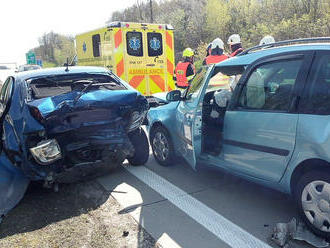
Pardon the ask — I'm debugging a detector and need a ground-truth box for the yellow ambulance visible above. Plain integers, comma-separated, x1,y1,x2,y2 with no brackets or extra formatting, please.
75,22,175,95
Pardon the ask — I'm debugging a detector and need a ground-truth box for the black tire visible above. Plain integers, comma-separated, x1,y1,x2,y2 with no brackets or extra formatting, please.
150,125,175,166
294,169,330,239
127,128,149,166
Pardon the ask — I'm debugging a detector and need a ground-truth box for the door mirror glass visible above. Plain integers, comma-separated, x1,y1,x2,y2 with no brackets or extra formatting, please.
166,90,182,102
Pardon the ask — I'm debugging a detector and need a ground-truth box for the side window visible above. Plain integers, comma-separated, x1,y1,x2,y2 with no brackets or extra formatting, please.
302,54,330,115
238,59,303,111
92,34,101,57
185,67,208,102
147,32,163,57
126,32,143,57
0,78,9,103
0,78,13,118
4,78,13,104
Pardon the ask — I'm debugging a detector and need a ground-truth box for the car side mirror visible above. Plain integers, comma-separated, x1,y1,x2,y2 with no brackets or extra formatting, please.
166,90,182,102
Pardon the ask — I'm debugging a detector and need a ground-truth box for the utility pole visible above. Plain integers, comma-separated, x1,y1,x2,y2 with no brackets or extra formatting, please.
149,0,153,23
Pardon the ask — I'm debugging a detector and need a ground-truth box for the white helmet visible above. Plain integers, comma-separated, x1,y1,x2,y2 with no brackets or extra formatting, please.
259,35,275,46
227,34,241,45
211,38,224,50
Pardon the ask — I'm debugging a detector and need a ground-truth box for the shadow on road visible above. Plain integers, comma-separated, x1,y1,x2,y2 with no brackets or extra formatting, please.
0,180,108,239
98,154,309,248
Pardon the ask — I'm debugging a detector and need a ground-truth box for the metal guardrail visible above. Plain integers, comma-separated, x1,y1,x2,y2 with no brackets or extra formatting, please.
239,37,330,56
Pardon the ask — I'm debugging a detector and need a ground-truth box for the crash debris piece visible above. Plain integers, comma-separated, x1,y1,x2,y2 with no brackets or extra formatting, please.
272,218,329,248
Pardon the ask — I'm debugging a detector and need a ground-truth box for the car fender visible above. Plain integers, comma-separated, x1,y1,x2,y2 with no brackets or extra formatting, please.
280,115,330,194
147,101,180,153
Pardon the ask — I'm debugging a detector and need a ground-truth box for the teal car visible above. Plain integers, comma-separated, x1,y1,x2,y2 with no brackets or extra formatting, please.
147,38,330,238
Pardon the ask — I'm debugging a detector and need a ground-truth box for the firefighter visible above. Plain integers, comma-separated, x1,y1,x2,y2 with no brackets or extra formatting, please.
227,34,244,56
203,38,229,65
174,48,195,89
259,35,275,46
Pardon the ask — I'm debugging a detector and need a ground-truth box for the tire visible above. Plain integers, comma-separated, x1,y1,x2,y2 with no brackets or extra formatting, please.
127,128,149,166
294,170,330,239
150,125,174,166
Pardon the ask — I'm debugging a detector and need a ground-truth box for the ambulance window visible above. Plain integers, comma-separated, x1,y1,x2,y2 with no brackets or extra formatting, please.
126,32,143,57
92,34,101,57
147,33,163,57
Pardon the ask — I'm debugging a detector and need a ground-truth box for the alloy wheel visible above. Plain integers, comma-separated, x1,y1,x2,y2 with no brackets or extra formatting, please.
301,180,330,232
152,131,169,162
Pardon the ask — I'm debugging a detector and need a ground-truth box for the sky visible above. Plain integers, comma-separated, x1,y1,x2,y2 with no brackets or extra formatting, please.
0,0,137,65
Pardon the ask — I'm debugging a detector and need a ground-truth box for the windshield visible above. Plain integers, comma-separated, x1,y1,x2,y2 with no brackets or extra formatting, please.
184,66,208,101
28,73,127,99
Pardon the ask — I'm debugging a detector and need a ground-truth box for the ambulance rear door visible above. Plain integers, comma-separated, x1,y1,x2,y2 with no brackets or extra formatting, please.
123,27,148,95
144,28,168,94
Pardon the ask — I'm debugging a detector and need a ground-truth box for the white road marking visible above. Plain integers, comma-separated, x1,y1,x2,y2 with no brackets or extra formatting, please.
106,182,181,248
125,165,272,248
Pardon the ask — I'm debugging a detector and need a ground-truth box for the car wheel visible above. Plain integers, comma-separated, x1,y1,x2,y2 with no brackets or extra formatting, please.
150,126,174,166
127,128,149,166
295,170,330,239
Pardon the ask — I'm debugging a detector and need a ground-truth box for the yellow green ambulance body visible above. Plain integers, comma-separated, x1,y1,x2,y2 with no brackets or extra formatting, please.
75,22,175,95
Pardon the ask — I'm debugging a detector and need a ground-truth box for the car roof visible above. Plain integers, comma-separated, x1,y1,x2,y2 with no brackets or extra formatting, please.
14,66,110,81
216,43,330,68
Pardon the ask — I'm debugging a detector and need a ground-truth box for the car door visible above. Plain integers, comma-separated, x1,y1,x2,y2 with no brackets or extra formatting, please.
176,66,212,170
222,52,313,182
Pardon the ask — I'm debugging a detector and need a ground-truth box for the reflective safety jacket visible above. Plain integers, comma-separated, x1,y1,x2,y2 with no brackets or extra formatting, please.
175,62,195,88
205,54,229,65
230,48,244,57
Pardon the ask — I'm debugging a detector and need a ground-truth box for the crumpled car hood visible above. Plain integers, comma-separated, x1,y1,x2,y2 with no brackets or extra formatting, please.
27,89,142,134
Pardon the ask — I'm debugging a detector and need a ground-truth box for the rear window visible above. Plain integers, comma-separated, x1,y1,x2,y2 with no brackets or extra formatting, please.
147,32,163,57
92,34,101,57
28,74,127,100
126,32,143,57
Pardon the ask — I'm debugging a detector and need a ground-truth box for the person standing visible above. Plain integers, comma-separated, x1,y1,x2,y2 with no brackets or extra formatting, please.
227,34,244,56
203,38,229,65
173,48,195,89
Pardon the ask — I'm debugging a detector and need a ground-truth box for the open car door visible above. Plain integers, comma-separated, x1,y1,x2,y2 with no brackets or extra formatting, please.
176,66,212,170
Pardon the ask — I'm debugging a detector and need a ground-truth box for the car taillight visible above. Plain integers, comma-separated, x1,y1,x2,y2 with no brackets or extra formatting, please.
29,106,44,123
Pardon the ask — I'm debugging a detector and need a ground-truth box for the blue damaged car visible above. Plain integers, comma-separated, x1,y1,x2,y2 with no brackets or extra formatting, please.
147,38,330,238
0,66,149,217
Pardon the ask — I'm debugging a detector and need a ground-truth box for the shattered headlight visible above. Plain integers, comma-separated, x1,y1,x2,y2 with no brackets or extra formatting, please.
30,139,62,165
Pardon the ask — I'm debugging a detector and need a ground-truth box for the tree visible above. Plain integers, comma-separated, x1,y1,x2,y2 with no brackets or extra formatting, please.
33,32,75,67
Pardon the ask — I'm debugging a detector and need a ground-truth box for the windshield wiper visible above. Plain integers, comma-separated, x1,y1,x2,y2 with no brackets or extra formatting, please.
73,80,97,104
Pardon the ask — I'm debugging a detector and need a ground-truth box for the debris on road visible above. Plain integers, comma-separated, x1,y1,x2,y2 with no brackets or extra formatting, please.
122,230,129,237
272,218,329,248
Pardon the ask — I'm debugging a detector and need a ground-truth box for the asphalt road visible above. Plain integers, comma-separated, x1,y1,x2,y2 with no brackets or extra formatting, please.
98,152,316,248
